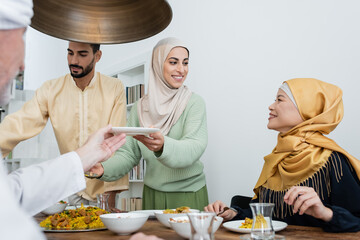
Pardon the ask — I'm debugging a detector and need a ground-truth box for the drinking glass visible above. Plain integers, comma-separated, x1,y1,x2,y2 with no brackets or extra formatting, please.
97,193,110,212
250,203,275,239
187,212,216,240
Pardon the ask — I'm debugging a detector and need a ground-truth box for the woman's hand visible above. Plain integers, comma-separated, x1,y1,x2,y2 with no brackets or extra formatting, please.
284,186,333,222
133,131,164,152
88,163,105,177
204,200,237,221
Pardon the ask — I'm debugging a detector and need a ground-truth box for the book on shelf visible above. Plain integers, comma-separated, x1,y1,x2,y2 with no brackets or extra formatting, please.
119,197,143,211
129,158,146,181
126,84,145,105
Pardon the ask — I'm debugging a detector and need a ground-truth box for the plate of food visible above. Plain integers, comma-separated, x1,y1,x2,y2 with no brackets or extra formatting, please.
111,127,160,136
154,206,200,228
40,204,108,232
40,200,68,215
222,218,288,233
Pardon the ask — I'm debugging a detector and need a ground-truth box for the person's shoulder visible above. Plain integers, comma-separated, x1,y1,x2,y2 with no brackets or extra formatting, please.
98,73,122,83
188,92,206,106
329,151,354,171
329,151,348,162
98,73,124,87
39,74,69,89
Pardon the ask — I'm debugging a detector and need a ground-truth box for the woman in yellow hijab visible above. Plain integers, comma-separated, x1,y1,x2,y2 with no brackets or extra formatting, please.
205,78,360,232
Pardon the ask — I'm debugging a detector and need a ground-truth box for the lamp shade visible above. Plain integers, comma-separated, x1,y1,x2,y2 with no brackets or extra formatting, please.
30,0,172,44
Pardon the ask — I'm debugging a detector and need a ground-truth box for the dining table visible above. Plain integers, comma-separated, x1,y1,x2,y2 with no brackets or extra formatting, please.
35,214,360,240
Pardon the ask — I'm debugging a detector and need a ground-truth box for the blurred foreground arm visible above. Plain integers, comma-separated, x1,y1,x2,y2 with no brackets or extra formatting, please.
7,125,126,216
129,232,164,240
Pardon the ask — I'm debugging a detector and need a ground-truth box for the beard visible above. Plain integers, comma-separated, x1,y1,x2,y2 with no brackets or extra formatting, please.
69,57,95,78
0,78,13,106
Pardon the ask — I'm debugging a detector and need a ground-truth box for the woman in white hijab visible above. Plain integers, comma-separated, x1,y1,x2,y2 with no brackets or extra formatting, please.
92,37,209,210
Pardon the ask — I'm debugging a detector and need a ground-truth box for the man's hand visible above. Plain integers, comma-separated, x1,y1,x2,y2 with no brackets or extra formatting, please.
76,125,126,172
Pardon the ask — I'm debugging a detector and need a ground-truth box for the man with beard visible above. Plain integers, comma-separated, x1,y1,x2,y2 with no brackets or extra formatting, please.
0,41,129,208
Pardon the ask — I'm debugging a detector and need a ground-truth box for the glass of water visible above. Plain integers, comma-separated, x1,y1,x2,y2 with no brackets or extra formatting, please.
250,203,275,239
187,212,216,240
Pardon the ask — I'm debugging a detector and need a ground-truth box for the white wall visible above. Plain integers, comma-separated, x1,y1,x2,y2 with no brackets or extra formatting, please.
24,0,360,206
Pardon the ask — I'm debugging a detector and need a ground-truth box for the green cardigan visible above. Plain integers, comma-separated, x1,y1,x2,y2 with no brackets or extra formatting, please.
101,93,208,192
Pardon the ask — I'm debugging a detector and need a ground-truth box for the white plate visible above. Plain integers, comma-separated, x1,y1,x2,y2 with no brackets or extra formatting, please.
129,209,156,218
154,209,200,228
42,227,107,232
222,220,287,233
111,127,160,136
65,205,95,210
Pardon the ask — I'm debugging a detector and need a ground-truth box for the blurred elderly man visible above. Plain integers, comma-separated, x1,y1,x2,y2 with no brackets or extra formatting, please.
0,0,126,239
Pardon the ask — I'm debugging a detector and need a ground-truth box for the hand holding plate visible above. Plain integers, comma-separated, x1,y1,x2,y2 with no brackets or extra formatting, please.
133,130,164,152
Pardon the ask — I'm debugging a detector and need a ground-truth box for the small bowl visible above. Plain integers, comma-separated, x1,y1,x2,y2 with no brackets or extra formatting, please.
169,216,223,239
41,202,68,215
100,213,149,235
154,209,200,228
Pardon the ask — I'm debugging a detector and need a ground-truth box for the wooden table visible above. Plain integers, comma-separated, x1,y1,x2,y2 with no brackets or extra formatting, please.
35,215,360,240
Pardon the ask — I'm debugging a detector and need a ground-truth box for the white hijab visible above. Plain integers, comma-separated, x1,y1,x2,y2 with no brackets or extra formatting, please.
137,37,192,135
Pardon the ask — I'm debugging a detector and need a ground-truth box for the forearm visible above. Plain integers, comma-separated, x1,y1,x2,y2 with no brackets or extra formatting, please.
157,135,207,168
321,205,360,232
101,138,142,181
0,95,48,157
232,206,252,221
7,152,85,216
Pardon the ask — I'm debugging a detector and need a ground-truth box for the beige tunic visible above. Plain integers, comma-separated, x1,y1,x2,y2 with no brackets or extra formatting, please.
0,72,128,200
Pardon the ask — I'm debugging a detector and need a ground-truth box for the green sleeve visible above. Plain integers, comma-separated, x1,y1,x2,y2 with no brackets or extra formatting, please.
156,94,208,168
100,102,142,181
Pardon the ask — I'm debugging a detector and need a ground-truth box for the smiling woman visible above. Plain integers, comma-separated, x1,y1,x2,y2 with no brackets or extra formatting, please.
205,78,360,233
89,37,210,211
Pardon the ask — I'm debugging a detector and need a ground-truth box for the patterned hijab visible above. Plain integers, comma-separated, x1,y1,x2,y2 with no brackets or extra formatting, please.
137,38,192,135
253,78,360,216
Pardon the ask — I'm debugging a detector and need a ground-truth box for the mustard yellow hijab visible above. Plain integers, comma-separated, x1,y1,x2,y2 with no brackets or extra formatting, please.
254,78,360,212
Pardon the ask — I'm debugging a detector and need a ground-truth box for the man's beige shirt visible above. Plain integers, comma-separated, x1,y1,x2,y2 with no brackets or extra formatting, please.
0,72,128,200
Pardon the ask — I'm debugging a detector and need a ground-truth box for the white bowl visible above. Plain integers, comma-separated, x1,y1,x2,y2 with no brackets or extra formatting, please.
41,202,68,215
169,216,223,239
154,209,200,228
100,213,149,235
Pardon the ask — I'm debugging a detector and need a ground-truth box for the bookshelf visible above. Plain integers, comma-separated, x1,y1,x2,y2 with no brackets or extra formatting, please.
104,51,151,211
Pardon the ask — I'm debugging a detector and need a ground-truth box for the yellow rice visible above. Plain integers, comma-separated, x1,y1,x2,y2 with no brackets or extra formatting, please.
39,204,108,230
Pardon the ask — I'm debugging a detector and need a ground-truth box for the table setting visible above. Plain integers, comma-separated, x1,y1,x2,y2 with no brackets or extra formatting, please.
34,201,360,240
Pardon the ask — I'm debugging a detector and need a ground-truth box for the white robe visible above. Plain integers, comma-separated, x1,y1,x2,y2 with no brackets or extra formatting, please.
0,0,87,239
1,152,86,240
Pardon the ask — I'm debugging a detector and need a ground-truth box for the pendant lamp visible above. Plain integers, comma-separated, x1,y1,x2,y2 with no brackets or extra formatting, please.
30,0,172,44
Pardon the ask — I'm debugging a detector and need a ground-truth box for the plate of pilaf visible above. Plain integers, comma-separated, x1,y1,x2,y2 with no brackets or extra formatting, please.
40,204,109,232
